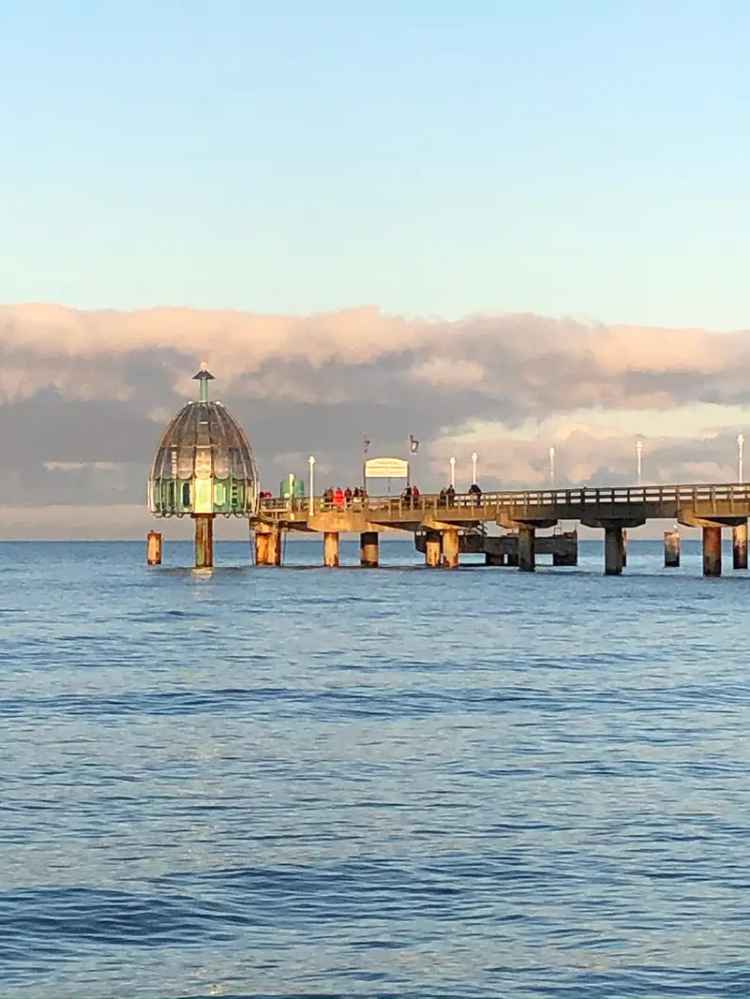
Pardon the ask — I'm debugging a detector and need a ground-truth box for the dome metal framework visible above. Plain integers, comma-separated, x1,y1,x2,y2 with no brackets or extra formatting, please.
148,365,259,518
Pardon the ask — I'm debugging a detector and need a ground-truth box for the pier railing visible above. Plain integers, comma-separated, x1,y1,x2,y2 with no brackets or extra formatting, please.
259,482,750,518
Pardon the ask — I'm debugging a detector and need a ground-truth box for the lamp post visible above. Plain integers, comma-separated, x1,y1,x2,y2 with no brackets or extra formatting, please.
549,446,556,488
471,451,478,485
449,456,456,489
308,455,315,515
636,438,643,486
362,435,370,492
738,433,745,484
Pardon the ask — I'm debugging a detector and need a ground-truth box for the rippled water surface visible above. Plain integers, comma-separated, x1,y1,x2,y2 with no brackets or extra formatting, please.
1,538,749,998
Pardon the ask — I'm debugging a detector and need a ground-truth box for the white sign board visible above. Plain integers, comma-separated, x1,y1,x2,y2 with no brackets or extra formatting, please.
365,457,409,479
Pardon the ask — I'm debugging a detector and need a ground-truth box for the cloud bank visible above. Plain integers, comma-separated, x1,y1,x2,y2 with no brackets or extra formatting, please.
1,304,749,537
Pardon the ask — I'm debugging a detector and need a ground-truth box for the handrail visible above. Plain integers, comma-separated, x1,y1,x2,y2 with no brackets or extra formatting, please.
258,481,750,517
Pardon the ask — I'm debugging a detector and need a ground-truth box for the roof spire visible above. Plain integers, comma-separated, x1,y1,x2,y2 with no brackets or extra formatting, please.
193,361,215,402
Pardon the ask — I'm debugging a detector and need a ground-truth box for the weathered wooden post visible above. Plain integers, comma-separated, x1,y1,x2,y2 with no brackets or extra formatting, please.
664,530,680,567
622,528,628,567
702,525,722,577
733,520,748,570
146,531,162,566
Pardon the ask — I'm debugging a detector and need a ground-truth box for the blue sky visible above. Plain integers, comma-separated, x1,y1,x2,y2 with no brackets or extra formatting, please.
1,2,748,327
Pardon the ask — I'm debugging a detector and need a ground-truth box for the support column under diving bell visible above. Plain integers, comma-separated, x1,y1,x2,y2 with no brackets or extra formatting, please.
193,514,214,569
146,531,162,566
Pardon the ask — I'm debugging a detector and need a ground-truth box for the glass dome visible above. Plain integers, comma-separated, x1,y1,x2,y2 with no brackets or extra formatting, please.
148,366,259,517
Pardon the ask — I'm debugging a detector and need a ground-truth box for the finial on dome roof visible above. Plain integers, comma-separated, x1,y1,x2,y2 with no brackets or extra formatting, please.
193,362,215,402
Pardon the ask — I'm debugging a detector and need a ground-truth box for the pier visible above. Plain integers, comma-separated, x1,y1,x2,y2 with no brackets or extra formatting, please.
253,483,750,576
147,368,749,575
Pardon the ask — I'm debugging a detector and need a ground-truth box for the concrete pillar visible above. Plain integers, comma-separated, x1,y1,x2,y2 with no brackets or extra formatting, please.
255,530,270,566
622,529,628,568
703,525,722,577
733,520,748,570
194,514,214,569
425,530,442,568
442,529,460,569
552,535,577,566
267,527,282,566
604,525,625,575
146,531,162,566
518,525,535,572
485,551,505,566
664,530,680,567
323,531,340,568
360,531,379,567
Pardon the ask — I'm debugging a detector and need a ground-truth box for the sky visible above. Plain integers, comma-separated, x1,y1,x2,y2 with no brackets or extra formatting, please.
1,3,749,537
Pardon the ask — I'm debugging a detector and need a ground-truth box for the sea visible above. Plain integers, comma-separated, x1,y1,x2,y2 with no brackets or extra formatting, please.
1,538,748,999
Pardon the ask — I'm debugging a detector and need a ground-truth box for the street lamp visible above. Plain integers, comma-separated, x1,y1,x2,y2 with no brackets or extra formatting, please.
308,455,316,515
738,433,745,484
449,456,456,489
549,446,556,488
471,451,478,485
636,437,644,486
362,435,370,491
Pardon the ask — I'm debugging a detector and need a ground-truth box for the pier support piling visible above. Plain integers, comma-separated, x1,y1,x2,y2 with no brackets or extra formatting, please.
702,525,722,577
733,520,748,570
485,551,505,566
518,526,535,572
193,514,214,569
442,529,460,569
360,531,379,568
323,531,340,568
604,525,625,576
267,527,282,566
664,530,681,567
622,529,628,568
425,530,442,568
255,526,282,566
255,529,270,566
146,531,162,566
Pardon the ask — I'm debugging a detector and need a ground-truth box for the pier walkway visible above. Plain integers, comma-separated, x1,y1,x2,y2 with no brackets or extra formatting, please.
254,482,750,575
